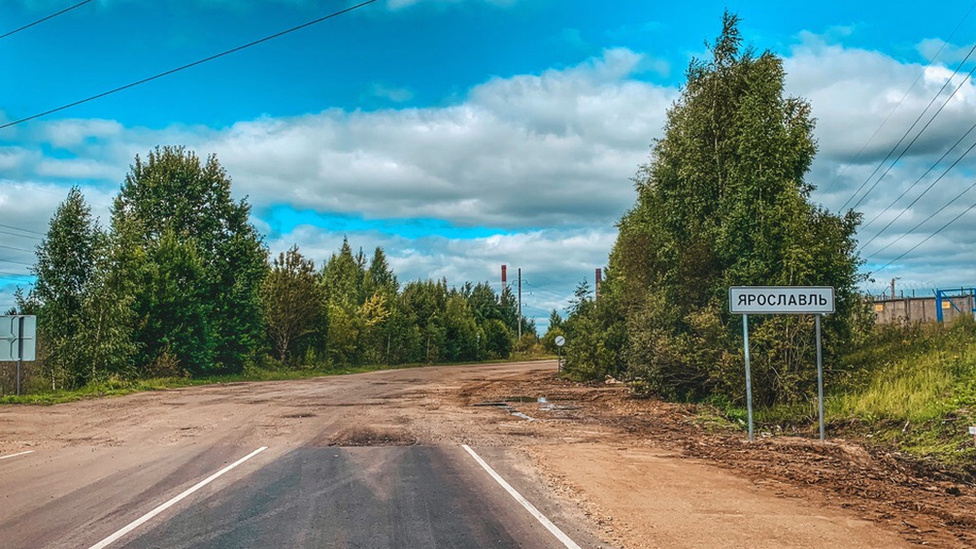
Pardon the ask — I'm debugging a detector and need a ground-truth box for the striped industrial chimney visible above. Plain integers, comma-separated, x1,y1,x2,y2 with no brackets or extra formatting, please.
501,265,507,304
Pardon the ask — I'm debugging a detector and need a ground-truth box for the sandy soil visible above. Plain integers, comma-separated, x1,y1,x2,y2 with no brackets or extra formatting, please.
458,366,976,549
2,360,972,548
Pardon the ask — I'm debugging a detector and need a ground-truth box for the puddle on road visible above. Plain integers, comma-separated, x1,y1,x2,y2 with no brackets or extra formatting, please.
473,397,582,422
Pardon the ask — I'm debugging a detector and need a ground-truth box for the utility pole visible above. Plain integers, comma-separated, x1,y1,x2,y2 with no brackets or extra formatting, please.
517,268,522,340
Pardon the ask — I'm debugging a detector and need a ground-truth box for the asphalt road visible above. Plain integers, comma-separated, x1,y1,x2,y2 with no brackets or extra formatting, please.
0,362,601,549
116,446,560,549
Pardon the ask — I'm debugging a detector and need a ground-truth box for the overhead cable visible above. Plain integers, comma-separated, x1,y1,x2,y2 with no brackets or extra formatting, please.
0,243,34,254
865,177,976,258
0,0,93,41
857,122,976,252
0,228,42,241
0,257,33,267
0,0,378,130
819,0,976,197
840,42,976,212
0,222,42,236
872,198,976,273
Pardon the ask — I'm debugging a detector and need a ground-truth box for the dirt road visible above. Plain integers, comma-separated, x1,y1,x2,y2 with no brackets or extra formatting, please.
0,361,968,548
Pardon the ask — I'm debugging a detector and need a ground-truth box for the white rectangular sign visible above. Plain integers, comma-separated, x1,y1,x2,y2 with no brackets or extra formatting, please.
0,315,37,361
729,287,835,315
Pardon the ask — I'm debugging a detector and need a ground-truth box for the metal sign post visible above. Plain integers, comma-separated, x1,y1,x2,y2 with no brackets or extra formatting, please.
555,335,566,372
0,315,37,396
742,314,754,441
730,287,834,443
815,314,825,441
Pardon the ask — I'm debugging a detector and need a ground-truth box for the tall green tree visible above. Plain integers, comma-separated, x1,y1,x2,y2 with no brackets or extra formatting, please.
363,246,398,299
112,146,268,375
322,238,365,310
140,230,212,375
399,279,448,363
31,187,102,387
71,229,139,381
261,246,326,363
602,12,862,403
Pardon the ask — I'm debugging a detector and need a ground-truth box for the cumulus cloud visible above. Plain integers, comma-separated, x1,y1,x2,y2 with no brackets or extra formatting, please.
9,48,669,232
785,42,976,165
783,35,976,289
916,38,976,64
198,48,669,228
0,48,656,317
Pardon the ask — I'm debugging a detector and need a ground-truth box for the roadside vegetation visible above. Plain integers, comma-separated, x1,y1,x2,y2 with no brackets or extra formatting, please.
555,12,976,473
0,357,519,406
1,146,540,398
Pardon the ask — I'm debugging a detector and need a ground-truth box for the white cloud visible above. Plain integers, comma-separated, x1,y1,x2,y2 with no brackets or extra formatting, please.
24,48,670,231
10,36,976,314
916,38,976,64
783,37,976,289
264,224,615,324
1,49,658,319
367,83,415,103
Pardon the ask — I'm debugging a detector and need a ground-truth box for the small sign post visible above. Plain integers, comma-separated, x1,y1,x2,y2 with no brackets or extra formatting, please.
554,335,566,372
0,315,37,396
729,287,834,442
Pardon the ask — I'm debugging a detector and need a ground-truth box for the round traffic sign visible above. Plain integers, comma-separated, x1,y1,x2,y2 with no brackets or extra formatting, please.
554,335,565,347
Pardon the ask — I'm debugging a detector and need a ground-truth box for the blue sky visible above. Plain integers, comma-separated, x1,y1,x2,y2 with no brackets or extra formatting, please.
4,0,976,327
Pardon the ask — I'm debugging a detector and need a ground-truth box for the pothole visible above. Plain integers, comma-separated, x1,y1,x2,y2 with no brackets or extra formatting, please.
328,427,418,447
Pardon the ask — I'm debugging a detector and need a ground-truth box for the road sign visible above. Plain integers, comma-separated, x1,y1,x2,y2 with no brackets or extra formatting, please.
554,335,565,347
0,315,36,361
729,287,834,443
729,286,835,315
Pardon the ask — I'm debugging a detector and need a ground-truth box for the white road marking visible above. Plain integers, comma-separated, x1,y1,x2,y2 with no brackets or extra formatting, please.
462,444,582,549
0,450,34,461
87,446,268,549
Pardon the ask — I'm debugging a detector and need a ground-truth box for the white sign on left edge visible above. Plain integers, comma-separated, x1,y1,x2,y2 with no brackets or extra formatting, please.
729,287,835,315
0,315,37,361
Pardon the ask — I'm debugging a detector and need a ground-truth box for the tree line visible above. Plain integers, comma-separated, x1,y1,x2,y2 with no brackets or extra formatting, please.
6,146,535,393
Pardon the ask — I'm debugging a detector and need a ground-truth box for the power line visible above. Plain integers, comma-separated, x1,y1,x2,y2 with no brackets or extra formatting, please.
819,0,976,197
865,177,976,259
841,42,976,212
872,198,976,273
0,270,33,278
0,229,42,241
0,257,33,267
0,223,43,236
0,0,378,130
0,243,34,254
857,121,976,252
0,0,93,41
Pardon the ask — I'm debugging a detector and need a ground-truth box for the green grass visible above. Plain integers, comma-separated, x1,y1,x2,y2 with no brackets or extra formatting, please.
740,319,976,473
